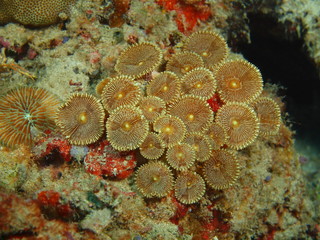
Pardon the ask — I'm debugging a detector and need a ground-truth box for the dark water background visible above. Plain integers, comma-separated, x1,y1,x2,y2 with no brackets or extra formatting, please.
237,14,320,166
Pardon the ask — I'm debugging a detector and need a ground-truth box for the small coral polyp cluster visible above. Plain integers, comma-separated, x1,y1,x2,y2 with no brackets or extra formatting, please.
55,30,281,204
0,30,281,205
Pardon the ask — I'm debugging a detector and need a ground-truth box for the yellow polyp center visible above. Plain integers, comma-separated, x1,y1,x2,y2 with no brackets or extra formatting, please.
162,85,168,92
182,65,191,73
202,51,208,57
138,61,144,66
148,142,154,148
187,114,195,121
227,78,241,90
213,162,221,170
116,91,125,99
186,181,192,188
194,82,203,89
163,126,173,135
231,119,240,128
176,152,184,159
122,121,132,131
78,112,88,124
152,176,159,182
193,144,199,152
148,106,154,112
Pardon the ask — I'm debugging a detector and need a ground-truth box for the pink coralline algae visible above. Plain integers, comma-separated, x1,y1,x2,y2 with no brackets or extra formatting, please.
84,140,136,179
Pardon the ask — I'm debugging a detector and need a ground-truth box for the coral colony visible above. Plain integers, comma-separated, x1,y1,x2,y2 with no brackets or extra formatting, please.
0,0,318,239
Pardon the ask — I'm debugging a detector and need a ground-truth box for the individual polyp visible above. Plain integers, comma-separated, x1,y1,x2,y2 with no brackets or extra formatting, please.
166,143,196,171
203,149,240,190
166,51,204,77
101,75,142,112
215,59,263,104
139,96,166,122
0,87,61,148
174,171,206,204
215,102,259,150
106,106,148,151
181,67,217,99
168,95,213,133
139,132,165,160
135,161,174,198
56,93,104,145
146,71,181,104
115,42,163,78
153,115,187,148
184,132,212,162
183,31,228,70
252,97,281,136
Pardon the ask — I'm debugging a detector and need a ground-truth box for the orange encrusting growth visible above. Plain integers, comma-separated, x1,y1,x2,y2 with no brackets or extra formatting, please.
0,87,60,148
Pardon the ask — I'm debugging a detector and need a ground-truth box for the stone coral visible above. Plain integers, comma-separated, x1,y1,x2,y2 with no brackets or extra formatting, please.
0,0,75,26
0,87,60,148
